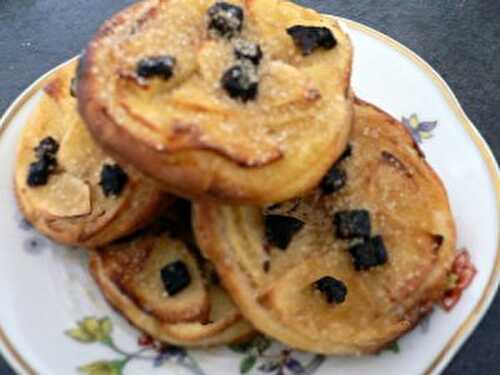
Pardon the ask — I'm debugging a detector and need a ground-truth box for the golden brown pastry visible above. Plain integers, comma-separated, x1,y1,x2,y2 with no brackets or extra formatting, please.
15,61,166,247
77,0,353,204
193,98,456,354
90,200,255,346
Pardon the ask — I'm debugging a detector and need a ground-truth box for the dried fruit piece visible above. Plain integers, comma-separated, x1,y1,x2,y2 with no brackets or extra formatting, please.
27,157,57,187
34,136,59,160
99,164,128,197
221,63,258,102
28,137,60,187
314,276,347,304
320,166,346,194
207,2,244,39
334,210,371,239
160,260,191,296
234,39,263,65
265,215,304,250
136,56,176,80
287,25,337,55
349,235,388,271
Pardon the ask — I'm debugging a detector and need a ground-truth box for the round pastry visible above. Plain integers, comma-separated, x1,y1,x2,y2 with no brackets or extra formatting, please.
77,0,353,204
90,200,255,346
193,98,456,354
15,61,166,247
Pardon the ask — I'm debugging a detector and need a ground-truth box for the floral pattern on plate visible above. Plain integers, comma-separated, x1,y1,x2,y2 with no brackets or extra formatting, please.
67,317,205,375
402,114,438,144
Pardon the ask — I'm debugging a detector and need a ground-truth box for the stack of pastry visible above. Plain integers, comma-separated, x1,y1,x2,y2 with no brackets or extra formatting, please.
15,0,456,354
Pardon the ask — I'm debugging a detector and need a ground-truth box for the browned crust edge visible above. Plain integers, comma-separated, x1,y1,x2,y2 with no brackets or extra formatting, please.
353,96,457,224
77,0,354,204
353,97,425,158
89,251,255,346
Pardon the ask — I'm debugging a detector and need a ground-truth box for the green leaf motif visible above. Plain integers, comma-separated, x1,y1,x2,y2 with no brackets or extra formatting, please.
230,334,271,355
229,344,249,354
66,317,113,343
100,318,113,337
253,335,271,354
229,340,254,354
66,327,94,343
78,360,126,375
386,341,400,353
240,355,257,374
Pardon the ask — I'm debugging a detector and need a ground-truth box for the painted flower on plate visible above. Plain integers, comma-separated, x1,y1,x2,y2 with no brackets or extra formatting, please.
402,114,437,143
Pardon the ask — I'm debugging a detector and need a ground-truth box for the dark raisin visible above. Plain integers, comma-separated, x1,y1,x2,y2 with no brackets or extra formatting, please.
319,145,351,194
27,156,56,187
160,260,191,296
99,164,128,197
221,63,258,102
137,56,176,80
28,137,59,187
34,136,59,159
349,235,388,271
432,234,444,249
207,2,244,38
314,276,347,304
234,39,263,65
287,25,337,56
320,166,346,194
265,215,304,250
334,210,371,239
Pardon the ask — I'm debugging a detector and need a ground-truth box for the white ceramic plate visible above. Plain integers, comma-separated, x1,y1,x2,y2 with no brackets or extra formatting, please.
0,18,498,375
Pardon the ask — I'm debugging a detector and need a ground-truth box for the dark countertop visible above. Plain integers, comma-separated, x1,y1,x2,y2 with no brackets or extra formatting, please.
0,1,498,374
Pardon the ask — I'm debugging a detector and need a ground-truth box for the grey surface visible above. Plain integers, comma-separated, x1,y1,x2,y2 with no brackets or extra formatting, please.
0,1,498,374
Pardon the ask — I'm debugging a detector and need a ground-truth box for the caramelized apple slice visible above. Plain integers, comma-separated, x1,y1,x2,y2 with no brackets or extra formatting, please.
30,173,91,218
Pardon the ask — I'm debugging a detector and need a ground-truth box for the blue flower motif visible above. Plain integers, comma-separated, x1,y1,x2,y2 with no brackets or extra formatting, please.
23,236,47,255
231,335,326,375
153,345,187,367
285,358,305,374
402,114,437,144
259,362,281,373
255,350,306,375
18,218,33,231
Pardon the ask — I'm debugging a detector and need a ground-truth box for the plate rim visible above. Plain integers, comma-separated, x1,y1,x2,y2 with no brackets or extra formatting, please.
0,17,498,375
